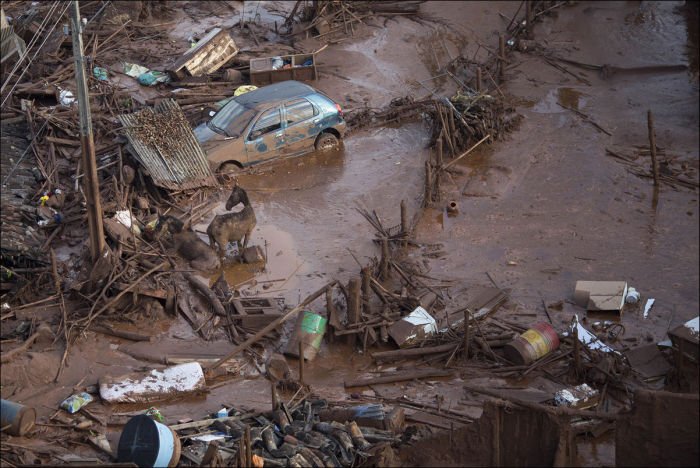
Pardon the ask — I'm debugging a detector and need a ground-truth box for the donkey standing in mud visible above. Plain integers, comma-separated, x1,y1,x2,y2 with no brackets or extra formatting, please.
207,183,257,257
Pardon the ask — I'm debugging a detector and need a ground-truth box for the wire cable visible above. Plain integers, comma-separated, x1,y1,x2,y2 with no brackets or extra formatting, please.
0,1,71,109
0,0,60,94
1,107,57,188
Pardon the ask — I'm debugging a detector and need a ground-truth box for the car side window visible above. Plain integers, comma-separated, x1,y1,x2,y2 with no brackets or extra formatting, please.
249,107,281,140
284,99,316,126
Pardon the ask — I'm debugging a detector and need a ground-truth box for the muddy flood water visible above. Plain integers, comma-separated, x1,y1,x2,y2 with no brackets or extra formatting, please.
1,0,698,466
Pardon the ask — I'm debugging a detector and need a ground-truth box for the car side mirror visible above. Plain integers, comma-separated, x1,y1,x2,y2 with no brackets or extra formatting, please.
209,111,216,117
249,130,261,140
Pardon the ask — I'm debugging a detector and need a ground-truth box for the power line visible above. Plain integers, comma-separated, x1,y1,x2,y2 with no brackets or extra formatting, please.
1,107,57,188
0,1,71,109
0,1,60,94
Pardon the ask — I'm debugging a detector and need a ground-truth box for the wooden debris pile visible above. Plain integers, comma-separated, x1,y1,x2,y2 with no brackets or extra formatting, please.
345,96,434,131
448,90,520,143
286,1,424,39
321,200,454,353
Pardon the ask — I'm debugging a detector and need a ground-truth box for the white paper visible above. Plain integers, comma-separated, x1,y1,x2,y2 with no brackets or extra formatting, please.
643,298,655,319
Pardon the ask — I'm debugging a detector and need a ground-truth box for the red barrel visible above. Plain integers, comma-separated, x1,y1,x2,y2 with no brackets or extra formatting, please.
503,322,560,365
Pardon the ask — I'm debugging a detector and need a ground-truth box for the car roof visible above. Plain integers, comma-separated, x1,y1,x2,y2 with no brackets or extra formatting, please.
235,81,317,108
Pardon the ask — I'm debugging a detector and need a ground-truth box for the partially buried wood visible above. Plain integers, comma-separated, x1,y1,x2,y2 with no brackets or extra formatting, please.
114,282,167,299
93,324,153,342
184,273,226,317
200,440,219,466
344,369,454,388
371,343,458,361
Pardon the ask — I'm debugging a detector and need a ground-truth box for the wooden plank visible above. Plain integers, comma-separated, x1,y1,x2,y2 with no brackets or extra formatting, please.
344,369,454,388
114,282,167,299
371,343,458,361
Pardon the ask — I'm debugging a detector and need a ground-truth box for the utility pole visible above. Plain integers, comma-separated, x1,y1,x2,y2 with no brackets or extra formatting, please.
71,1,104,261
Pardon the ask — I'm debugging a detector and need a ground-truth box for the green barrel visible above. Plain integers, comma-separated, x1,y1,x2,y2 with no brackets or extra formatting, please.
285,311,327,361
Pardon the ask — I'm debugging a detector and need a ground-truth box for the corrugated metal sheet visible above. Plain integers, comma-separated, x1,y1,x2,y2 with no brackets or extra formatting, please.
1,121,46,264
118,99,218,190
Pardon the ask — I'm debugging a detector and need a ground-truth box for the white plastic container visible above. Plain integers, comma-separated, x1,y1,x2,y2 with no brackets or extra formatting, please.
625,287,640,304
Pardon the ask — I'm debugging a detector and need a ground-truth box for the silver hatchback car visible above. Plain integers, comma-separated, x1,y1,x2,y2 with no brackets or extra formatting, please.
194,81,347,173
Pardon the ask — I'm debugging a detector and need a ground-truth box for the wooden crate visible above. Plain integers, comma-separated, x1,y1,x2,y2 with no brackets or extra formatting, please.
249,53,317,86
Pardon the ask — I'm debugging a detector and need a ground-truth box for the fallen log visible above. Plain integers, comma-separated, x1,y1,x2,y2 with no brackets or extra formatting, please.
45,136,80,147
92,325,153,342
344,369,454,388
183,273,227,317
371,343,458,361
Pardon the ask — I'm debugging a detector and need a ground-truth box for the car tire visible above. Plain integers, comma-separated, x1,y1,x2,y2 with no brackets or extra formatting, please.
315,132,340,152
218,162,241,174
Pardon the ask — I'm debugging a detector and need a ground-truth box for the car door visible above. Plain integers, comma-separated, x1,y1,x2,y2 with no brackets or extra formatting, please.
244,106,284,163
282,98,319,157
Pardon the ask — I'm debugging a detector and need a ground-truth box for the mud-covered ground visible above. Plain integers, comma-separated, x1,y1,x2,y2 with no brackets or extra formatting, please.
2,1,697,465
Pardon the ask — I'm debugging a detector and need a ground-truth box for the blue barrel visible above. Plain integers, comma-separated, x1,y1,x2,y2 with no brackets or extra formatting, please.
1,399,36,436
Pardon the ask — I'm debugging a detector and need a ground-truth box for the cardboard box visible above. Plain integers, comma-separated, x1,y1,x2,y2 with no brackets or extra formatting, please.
574,281,628,312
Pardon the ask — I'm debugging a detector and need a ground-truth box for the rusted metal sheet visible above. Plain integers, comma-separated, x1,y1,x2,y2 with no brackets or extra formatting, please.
118,99,217,190
167,28,239,80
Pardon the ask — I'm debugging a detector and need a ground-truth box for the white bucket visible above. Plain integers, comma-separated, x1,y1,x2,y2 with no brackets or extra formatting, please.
117,414,181,467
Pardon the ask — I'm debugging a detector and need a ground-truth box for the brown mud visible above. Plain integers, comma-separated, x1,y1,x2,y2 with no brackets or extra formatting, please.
1,0,698,466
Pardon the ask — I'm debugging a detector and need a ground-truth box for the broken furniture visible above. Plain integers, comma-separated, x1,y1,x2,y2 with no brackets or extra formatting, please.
166,28,239,81
249,53,317,86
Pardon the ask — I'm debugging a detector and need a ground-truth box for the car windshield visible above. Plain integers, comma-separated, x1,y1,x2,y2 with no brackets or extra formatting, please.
209,99,256,137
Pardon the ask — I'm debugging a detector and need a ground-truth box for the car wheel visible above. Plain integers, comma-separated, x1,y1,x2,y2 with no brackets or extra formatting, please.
315,132,339,152
218,162,241,174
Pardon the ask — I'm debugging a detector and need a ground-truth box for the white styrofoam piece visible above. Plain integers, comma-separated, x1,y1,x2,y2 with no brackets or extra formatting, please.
100,362,205,403
643,298,655,319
